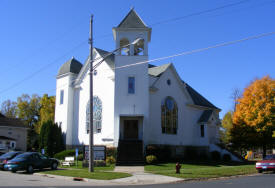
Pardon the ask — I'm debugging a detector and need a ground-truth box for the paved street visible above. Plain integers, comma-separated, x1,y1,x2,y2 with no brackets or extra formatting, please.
0,169,274,188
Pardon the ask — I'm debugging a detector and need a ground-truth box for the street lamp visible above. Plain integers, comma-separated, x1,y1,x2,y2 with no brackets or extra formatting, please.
88,14,142,173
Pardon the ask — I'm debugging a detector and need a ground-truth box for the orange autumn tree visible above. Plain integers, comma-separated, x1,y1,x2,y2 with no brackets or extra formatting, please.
232,75,275,156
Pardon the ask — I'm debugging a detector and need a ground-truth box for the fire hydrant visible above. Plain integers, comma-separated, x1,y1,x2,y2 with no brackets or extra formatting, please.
176,162,181,174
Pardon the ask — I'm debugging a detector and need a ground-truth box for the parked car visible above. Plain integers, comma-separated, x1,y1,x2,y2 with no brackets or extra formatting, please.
0,151,23,170
4,152,59,173
256,154,275,173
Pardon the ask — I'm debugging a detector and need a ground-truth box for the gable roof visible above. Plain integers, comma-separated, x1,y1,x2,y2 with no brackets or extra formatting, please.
94,48,115,69
183,82,219,109
198,110,213,123
117,9,148,28
0,135,15,141
149,63,219,110
57,57,83,76
148,63,171,77
0,116,28,128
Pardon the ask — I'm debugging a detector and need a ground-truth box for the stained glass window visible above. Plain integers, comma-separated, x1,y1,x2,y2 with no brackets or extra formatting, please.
161,96,178,134
86,96,102,134
128,77,135,94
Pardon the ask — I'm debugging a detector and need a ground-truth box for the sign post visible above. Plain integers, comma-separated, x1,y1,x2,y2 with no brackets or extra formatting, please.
75,148,79,167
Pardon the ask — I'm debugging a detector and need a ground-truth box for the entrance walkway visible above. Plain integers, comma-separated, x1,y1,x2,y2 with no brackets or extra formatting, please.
113,166,182,185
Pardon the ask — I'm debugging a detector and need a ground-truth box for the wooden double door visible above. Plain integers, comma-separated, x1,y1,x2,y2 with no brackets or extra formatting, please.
123,120,139,140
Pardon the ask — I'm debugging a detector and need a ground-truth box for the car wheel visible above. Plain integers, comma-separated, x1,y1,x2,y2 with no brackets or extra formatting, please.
258,169,263,173
51,162,58,170
11,169,17,173
27,165,34,174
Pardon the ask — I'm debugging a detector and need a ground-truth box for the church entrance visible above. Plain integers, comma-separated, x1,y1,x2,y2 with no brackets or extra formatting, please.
117,116,144,165
123,120,138,140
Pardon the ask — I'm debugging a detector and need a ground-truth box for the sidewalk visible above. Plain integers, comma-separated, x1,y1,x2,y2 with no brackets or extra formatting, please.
34,166,183,186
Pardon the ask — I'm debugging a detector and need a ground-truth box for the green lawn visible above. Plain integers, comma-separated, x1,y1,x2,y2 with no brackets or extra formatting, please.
145,162,257,179
40,163,131,180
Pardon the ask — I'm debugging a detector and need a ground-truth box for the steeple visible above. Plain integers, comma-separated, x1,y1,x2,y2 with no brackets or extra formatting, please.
113,9,151,56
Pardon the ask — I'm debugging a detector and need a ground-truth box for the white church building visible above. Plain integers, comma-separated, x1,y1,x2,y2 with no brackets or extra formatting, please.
55,9,224,163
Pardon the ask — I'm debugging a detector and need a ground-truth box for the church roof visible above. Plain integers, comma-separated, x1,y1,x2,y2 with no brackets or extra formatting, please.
148,63,171,77
57,57,83,76
148,63,219,110
198,110,213,123
117,9,148,28
183,82,219,109
94,48,115,69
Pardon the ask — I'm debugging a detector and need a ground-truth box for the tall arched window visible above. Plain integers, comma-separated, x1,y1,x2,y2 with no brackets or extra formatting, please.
134,38,144,56
161,96,178,134
86,96,102,134
120,38,130,55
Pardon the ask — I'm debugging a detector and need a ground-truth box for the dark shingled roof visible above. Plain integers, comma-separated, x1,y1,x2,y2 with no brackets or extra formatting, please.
57,57,83,76
198,110,213,123
117,9,148,28
183,81,219,109
0,135,15,141
148,63,171,77
0,117,27,128
148,63,219,109
94,48,115,69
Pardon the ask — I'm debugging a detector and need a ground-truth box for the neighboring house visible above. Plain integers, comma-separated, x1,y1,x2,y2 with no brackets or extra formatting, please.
55,9,222,162
0,113,28,152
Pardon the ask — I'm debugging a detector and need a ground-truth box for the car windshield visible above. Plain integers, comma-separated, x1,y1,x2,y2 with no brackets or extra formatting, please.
0,152,18,158
264,155,275,160
13,153,31,159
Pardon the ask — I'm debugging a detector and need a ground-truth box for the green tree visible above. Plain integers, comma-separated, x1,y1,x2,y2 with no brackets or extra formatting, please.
39,120,64,157
220,111,233,144
38,94,55,133
232,76,275,157
17,94,41,150
0,99,17,118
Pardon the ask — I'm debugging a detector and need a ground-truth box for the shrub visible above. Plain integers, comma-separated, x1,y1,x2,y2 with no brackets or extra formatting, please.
94,160,106,167
146,145,171,162
77,154,83,161
54,149,82,160
106,156,116,165
211,151,221,161
184,147,199,160
222,154,231,162
146,155,158,164
106,147,117,158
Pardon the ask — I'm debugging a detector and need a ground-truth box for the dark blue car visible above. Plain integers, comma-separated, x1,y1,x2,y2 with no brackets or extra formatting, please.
4,152,59,173
0,151,23,170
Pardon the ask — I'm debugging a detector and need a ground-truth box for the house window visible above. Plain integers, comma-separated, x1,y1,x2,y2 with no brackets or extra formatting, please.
161,96,178,134
86,96,102,134
60,90,64,105
201,124,205,137
128,77,135,94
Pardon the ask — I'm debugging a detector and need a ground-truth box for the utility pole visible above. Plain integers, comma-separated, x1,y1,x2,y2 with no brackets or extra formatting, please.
89,14,94,173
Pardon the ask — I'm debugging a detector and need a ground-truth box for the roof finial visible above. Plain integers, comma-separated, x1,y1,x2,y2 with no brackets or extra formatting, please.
130,6,134,10
72,56,75,59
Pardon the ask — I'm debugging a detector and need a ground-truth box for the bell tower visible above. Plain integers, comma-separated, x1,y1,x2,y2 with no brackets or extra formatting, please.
112,9,152,146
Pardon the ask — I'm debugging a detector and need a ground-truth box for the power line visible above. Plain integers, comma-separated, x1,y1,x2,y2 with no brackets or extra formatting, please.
113,31,275,70
0,40,87,95
51,30,275,93
150,0,250,26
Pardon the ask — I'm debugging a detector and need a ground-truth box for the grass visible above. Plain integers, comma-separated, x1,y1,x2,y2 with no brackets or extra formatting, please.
40,162,131,180
145,161,257,179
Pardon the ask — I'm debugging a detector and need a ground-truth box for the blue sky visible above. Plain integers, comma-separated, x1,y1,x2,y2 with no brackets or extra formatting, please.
0,0,274,118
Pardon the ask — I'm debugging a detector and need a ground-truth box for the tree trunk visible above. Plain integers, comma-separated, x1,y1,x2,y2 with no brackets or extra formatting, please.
262,144,267,159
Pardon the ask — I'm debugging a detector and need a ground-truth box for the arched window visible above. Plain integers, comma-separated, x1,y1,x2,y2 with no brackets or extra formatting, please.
120,38,130,55
134,38,144,56
86,96,102,134
161,96,178,134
